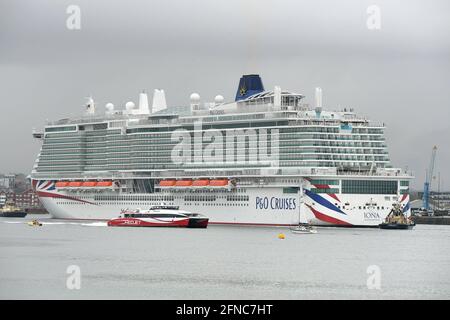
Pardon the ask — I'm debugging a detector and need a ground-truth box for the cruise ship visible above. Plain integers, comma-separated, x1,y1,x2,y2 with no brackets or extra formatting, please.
31,75,412,227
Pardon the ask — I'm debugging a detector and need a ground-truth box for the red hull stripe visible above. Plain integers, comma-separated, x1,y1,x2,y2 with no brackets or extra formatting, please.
305,204,352,226
313,184,330,189
400,193,408,203
328,193,341,203
36,191,98,206
42,181,52,190
310,183,341,203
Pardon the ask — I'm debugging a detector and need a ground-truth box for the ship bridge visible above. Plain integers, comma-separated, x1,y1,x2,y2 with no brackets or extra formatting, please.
238,89,305,108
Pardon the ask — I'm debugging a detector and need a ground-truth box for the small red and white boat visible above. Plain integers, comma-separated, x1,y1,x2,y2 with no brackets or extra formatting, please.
107,205,209,228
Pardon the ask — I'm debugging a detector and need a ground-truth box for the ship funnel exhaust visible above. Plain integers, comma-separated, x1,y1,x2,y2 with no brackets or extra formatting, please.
138,91,150,114
315,87,322,117
152,89,167,114
315,87,322,109
274,86,281,107
85,96,95,115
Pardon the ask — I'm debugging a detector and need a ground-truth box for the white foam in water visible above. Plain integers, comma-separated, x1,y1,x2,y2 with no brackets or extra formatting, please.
81,222,108,227
41,221,107,227
41,222,69,225
1,220,107,227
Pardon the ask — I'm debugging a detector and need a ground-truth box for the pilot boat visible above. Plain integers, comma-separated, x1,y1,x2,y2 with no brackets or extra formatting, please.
107,205,209,228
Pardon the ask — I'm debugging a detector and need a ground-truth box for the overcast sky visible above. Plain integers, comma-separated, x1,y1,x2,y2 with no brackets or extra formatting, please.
1,0,449,190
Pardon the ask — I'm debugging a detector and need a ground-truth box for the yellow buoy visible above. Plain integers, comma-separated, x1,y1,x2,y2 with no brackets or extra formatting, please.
278,233,285,239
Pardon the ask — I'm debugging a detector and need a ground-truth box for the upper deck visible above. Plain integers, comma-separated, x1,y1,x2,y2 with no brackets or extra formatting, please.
31,75,410,181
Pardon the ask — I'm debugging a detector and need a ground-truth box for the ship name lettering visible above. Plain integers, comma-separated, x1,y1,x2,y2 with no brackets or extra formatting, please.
256,197,296,210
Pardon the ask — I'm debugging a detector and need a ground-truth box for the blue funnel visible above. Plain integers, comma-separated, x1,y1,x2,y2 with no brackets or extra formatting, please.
235,74,265,101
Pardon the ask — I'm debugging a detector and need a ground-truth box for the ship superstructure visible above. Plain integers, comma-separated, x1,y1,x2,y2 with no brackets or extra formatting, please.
31,75,412,226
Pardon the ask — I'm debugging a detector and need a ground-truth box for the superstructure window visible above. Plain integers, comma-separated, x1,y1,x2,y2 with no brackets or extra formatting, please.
311,188,339,194
45,126,77,133
93,123,108,130
342,180,397,194
283,187,299,194
310,179,339,185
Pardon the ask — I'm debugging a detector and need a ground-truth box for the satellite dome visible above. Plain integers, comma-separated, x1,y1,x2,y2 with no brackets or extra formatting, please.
125,101,135,110
214,95,224,104
190,93,200,101
105,103,114,111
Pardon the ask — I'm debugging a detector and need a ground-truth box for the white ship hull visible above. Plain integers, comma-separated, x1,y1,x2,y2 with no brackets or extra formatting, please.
35,181,411,227
31,75,413,227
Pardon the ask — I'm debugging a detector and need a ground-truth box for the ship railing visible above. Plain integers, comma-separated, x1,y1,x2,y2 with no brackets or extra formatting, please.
336,170,413,177
46,107,387,130
31,164,413,181
31,171,138,180
47,113,147,126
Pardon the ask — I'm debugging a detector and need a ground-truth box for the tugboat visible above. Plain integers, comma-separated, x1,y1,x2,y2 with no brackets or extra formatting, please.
107,205,209,228
379,203,415,230
0,201,27,218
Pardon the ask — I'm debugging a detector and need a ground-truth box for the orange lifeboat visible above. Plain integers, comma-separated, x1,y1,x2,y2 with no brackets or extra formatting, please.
210,179,229,187
192,179,210,187
68,181,83,187
97,181,113,187
82,181,97,187
175,180,193,187
55,181,69,188
159,180,176,187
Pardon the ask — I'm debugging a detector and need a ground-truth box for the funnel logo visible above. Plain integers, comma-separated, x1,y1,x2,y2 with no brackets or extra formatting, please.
235,75,264,101
239,85,247,96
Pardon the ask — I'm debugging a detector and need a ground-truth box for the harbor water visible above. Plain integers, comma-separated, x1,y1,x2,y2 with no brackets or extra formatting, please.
1,215,449,299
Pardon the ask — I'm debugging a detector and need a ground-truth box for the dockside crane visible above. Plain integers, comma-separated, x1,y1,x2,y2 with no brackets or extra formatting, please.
422,146,437,211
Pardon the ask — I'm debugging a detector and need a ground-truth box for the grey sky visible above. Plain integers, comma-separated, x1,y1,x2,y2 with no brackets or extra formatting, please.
1,0,449,190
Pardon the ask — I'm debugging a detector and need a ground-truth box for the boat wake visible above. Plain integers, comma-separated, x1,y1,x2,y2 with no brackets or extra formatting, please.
80,222,108,227
1,220,108,227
